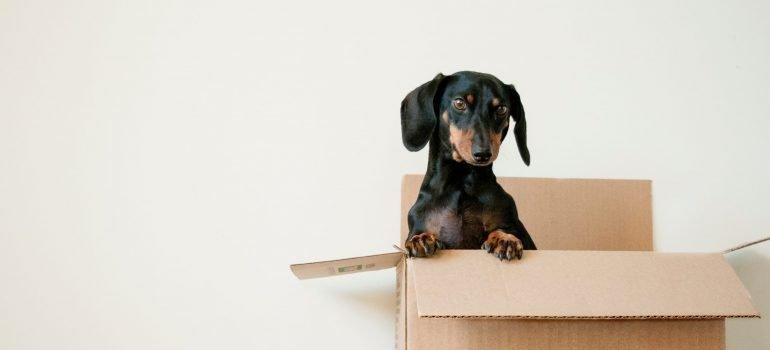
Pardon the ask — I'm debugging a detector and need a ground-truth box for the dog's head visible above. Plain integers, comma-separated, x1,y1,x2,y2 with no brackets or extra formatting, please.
400,71,529,166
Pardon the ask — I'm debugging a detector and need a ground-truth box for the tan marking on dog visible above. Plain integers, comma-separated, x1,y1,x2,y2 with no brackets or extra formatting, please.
449,123,474,163
405,232,441,257
466,94,475,104
451,149,463,162
488,229,518,239
491,98,500,107
484,229,524,259
443,111,463,161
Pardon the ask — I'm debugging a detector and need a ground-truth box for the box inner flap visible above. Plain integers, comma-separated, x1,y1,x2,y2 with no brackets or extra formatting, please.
411,250,758,319
291,252,403,280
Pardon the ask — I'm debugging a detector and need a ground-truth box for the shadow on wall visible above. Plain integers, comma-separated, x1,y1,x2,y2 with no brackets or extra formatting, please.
331,280,397,318
726,249,770,348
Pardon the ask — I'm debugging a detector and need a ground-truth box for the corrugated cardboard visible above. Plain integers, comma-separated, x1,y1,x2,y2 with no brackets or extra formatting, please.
410,250,758,319
291,175,759,350
403,317,726,349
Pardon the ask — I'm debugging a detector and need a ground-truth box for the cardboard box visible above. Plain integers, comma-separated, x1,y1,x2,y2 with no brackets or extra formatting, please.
291,175,759,349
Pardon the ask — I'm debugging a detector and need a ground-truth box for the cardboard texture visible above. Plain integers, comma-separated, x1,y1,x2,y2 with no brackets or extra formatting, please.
292,175,759,350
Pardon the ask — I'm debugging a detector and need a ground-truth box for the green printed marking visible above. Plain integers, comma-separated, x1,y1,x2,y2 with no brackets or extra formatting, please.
338,264,363,273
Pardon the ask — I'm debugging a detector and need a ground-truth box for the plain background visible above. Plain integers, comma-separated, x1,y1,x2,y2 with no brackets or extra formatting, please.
1,0,769,349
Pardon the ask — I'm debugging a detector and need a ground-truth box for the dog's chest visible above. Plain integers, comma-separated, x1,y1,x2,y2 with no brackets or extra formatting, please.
424,191,486,249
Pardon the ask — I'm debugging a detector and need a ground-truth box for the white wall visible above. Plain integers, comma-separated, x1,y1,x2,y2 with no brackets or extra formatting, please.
1,0,768,349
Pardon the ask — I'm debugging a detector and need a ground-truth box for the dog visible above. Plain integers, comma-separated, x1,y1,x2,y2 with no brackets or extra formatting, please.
401,71,536,261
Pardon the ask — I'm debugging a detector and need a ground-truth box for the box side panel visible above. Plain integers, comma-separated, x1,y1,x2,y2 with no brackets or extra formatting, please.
395,259,406,350
405,262,417,350
410,318,724,350
401,175,653,251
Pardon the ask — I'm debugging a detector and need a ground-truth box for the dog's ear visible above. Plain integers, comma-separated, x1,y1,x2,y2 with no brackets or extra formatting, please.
400,73,445,151
506,84,530,166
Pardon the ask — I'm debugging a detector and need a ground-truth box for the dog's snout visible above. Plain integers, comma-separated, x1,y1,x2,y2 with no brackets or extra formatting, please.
471,125,492,163
472,149,492,163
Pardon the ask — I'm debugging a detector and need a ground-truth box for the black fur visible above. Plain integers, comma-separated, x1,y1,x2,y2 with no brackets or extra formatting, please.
401,71,536,260
401,73,444,151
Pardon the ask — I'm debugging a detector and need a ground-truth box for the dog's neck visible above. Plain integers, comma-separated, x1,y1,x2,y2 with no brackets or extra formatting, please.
422,137,496,194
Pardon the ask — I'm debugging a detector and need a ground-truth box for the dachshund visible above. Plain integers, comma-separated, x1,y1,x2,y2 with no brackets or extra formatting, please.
401,71,536,261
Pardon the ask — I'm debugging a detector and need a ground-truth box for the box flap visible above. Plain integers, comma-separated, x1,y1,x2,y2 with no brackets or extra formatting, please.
291,252,403,280
411,250,759,319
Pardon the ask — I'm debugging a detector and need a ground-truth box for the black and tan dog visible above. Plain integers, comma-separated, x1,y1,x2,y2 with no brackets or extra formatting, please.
401,71,536,261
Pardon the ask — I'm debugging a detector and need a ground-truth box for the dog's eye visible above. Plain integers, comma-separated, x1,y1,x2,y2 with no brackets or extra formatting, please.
495,105,508,117
452,98,467,111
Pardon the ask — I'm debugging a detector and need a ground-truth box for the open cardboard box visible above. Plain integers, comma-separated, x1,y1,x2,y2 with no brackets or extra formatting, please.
291,176,760,349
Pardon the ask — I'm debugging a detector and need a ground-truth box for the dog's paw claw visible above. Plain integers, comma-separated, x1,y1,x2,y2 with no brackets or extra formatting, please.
482,230,524,261
405,232,442,258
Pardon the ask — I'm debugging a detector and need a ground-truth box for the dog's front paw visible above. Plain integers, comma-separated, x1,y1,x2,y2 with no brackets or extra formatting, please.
405,232,443,258
482,230,523,261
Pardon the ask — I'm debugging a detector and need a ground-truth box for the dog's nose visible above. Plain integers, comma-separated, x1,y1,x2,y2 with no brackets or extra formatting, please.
472,150,492,163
